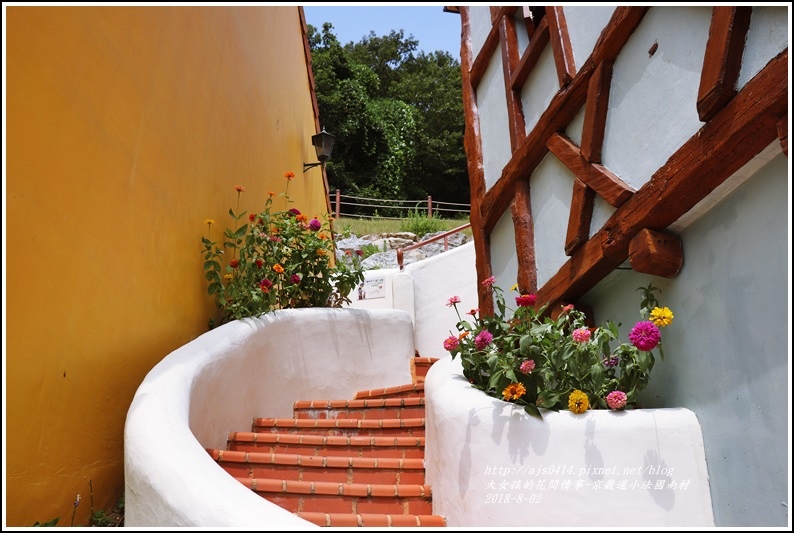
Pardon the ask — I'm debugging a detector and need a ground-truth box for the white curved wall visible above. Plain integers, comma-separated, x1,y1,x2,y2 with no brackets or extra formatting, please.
424,356,714,527
125,308,415,527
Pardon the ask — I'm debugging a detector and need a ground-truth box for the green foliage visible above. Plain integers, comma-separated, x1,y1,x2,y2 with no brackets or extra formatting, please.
333,216,470,238
307,22,468,208
91,510,113,527
398,210,446,236
202,180,365,328
444,280,673,418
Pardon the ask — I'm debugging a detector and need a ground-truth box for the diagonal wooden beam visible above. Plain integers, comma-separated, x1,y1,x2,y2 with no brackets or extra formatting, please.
498,8,527,150
546,6,577,88
564,178,595,256
580,60,613,163
481,7,650,234
510,17,550,91
470,6,517,90
537,49,788,308
512,180,537,294
546,132,634,207
697,6,752,122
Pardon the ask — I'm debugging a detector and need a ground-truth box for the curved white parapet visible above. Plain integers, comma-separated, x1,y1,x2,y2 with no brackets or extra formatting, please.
424,356,715,527
125,308,415,527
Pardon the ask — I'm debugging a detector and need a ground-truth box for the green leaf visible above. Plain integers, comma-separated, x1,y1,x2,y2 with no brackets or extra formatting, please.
234,225,248,238
524,403,543,419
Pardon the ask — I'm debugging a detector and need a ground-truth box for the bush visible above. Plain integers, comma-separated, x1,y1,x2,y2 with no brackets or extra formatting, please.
399,209,446,236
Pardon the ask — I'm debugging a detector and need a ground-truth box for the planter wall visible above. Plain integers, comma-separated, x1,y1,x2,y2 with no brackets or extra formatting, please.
424,356,714,527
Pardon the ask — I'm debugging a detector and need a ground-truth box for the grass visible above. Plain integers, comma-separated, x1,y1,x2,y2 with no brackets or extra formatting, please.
331,215,471,238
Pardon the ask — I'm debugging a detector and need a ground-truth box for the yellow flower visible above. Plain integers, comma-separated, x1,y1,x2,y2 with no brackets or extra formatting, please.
223,273,233,280
204,219,215,225
568,390,589,414
650,306,674,327
273,264,284,274
502,382,526,401
510,283,518,292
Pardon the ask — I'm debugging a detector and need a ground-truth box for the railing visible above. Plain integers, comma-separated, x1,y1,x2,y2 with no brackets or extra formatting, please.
396,222,472,270
331,190,470,219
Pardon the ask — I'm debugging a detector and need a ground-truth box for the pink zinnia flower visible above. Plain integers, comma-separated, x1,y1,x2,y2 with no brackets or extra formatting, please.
474,330,493,350
629,321,661,351
467,308,479,317
308,218,322,231
572,327,591,343
443,336,459,351
520,359,535,374
562,304,574,313
515,294,537,307
446,295,461,307
482,276,496,287
606,391,628,410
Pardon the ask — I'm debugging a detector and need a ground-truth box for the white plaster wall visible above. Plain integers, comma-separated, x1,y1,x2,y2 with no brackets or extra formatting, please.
565,6,617,72
469,5,492,58
125,308,415,527
478,54,512,190
579,151,790,527
602,6,711,191
406,241,478,357
737,6,789,89
530,153,576,288
519,44,558,136
489,209,519,290
425,356,715,527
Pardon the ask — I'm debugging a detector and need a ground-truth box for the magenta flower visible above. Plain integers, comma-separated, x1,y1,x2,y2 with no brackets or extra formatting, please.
308,218,322,231
606,391,628,410
572,327,591,343
515,294,537,307
629,321,661,351
260,278,273,291
520,359,535,374
443,336,459,351
290,274,301,284
446,295,461,307
482,276,496,287
288,208,301,216
474,330,493,350
604,355,619,368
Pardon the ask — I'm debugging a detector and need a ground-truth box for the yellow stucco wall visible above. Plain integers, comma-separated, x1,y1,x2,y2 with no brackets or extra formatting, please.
5,6,327,526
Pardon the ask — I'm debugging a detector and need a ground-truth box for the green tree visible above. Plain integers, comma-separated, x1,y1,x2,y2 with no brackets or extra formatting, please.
307,22,469,215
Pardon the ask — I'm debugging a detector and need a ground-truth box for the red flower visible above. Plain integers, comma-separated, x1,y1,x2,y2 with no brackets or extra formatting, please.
229,259,239,269
515,294,536,307
255,259,264,269
249,213,256,222
284,171,295,181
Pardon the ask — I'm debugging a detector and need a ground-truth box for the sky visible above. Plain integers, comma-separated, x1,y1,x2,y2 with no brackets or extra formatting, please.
303,5,462,58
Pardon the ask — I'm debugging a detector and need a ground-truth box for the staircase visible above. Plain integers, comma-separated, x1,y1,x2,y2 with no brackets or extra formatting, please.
207,356,444,527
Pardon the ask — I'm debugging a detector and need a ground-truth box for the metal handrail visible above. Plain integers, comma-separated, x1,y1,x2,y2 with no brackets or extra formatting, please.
396,222,472,270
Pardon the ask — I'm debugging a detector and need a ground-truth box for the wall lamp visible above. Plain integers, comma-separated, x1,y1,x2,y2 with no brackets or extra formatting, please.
303,128,335,172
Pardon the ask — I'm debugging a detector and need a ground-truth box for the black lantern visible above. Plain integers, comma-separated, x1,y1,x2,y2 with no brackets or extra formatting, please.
303,128,335,172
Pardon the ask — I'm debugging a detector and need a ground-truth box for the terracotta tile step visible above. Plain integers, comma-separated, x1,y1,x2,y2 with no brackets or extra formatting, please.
208,449,426,484
296,511,446,527
293,397,425,420
237,478,434,515
354,382,425,400
252,417,425,437
226,432,425,459
410,357,440,383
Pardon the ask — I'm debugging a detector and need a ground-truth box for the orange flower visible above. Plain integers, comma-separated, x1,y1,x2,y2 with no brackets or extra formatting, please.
502,382,527,401
296,214,308,222
458,331,470,340
273,264,284,274
316,249,327,257
234,185,245,192
284,171,295,181
318,233,328,240
268,191,275,197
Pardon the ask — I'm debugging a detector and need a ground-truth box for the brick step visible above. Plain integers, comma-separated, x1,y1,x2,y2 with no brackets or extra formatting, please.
354,382,424,400
410,357,440,383
237,478,433,515
226,432,425,459
296,512,446,527
208,449,425,484
252,417,425,437
293,397,425,420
